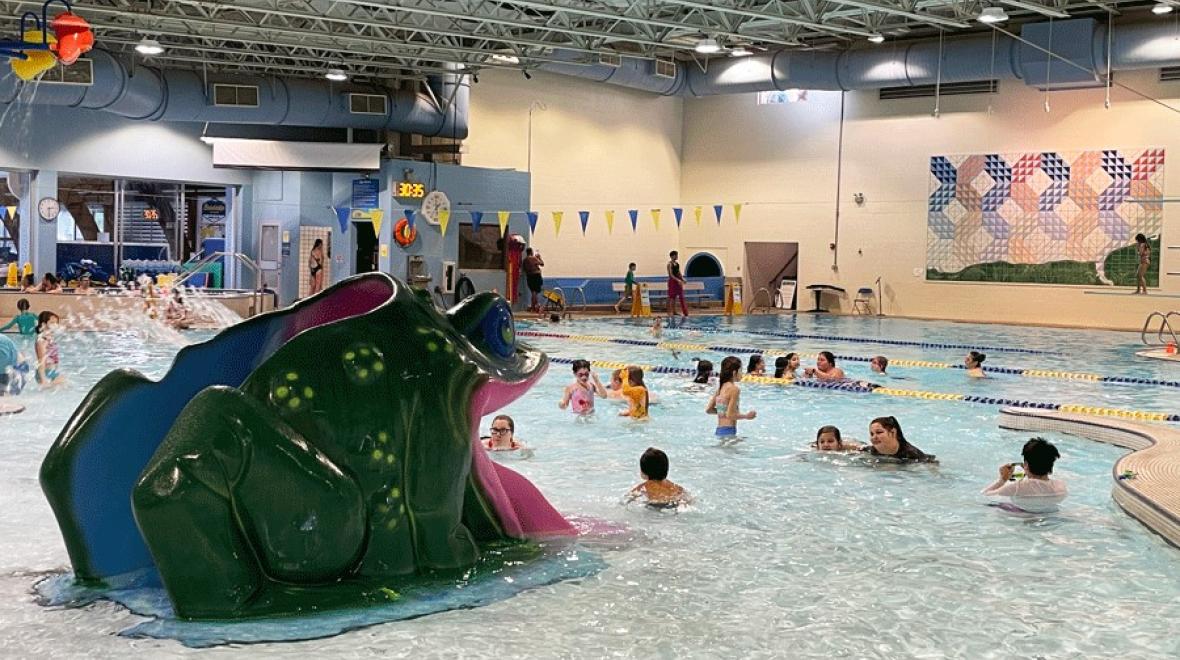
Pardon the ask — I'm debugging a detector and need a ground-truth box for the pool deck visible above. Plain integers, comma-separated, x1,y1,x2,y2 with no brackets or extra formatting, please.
1000,407,1180,547
1136,348,1180,363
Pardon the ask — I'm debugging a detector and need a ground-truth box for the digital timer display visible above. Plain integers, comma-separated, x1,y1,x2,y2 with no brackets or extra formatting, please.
143,208,161,220
394,181,426,199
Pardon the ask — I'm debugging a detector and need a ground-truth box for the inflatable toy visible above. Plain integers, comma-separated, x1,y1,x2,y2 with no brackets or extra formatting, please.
40,273,578,622
393,217,417,247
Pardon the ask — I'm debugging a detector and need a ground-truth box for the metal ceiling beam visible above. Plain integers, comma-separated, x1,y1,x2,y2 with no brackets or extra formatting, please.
659,0,880,38
820,0,972,28
998,0,1071,18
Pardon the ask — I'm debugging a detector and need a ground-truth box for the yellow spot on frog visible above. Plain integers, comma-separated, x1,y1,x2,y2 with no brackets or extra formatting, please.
360,348,371,356
372,449,384,461
303,386,314,399
275,386,290,399
286,372,298,382
386,519,399,530
358,368,369,380
373,361,385,372
377,431,389,443
389,487,401,499
377,504,390,513
386,454,395,464
398,503,406,514
426,341,438,352
380,587,400,600
288,397,301,409
416,327,430,335
344,351,356,361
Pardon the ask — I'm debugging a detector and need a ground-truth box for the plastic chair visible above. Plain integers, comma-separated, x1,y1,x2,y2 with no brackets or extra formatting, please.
852,287,874,315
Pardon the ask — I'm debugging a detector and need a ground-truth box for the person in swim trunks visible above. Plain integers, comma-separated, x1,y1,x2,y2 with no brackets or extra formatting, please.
626,447,691,508
522,247,544,313
706,356,756,437
560,359,608,414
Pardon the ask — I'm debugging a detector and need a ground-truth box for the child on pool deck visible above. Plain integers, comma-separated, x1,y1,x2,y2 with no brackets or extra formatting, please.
0,298,37,336
559,359,607,414
982,437,1067,513
812,425,863,451
626,447,691,508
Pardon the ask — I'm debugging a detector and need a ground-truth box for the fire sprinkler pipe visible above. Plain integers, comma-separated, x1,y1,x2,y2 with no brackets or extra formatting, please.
832,91,845,271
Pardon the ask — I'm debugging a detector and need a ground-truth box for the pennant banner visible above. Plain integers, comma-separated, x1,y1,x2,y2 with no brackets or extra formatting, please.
405,208,416,229
578,210,590,235
526,211,539,234
552,211,563,235
713,204,723,224
371,209,385,237
628,209,638,232
733,203,743,224
694,206,703,226
497,210,510,237
334,206,350,234
605,209,615,234
470,210,483,232
673,207,683,228
650,209,661,231
438,208,451,236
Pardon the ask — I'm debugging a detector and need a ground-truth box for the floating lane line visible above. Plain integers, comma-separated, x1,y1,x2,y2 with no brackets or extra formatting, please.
522,331,1180,390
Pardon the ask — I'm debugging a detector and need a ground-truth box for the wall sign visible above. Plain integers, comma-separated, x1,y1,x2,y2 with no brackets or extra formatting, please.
201,199,227,224
352,178,380,210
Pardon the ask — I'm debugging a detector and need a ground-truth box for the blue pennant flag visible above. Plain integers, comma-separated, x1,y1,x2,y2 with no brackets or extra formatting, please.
673,207,683,227
713,204,723,224
578,210,590,234
405,208,416,229
526,211,538,233
628,209,638,232
470,210,483,232
335,206,350,234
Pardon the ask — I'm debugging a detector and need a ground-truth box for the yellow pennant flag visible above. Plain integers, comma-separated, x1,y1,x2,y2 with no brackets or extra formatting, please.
605,209,615,234
438,208,451,236
552,211,563,235
733,203,743,224
371,209,384,236
693,206,703,226
651,209,661,231
4,206,15,221
497,210,510,237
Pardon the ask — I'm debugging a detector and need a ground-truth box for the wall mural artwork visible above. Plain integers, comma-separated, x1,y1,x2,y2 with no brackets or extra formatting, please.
927,149,1164,286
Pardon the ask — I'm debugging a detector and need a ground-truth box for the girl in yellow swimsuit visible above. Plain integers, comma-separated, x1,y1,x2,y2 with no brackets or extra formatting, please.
619,365,649,419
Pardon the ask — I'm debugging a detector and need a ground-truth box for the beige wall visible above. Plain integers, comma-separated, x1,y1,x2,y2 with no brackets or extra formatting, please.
465,69,683,278
681,69,1180,329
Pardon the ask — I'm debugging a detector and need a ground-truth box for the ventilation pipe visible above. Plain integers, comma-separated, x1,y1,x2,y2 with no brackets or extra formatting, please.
0,50,471,138
542,18,1180,96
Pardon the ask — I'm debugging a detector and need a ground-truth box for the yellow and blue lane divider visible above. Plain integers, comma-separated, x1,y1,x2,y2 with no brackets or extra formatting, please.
546,356,1178,422
521,330,1180,390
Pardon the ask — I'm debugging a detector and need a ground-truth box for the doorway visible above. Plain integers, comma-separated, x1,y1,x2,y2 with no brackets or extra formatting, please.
743,242,798,309
353,221,378,274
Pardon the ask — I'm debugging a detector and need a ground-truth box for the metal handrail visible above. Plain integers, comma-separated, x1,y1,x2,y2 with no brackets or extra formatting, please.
1141,311,1180,346
567,281,589,311
748,286,773,314
172,251,265,316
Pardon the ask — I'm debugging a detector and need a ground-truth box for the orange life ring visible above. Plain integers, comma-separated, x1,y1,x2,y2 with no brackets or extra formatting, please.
394,218,417,247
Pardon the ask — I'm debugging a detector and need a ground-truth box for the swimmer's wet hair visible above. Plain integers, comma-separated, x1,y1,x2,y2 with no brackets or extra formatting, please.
571,359,591,374
693,359,713,384
747,354,764,374
873,355,889,370
819,350,836,365
1022,437,1059,476
641,447,669,481
816,425,842,442
16,298,30,311
492,414,514,433
969,351,986,365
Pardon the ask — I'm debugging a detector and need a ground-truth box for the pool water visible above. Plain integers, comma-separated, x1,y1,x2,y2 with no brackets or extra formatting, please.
4,314,1180,657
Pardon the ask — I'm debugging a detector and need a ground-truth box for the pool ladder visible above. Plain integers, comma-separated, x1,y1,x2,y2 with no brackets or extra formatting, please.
1141,311,1180,346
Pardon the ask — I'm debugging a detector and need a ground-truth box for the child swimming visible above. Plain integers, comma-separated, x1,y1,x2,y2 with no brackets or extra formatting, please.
812,425,863,451
693,359,714,384
706,356,756,437
619,365,650,419
0,298,37,335
559,359,608,414
626,447,691,508
34,311,64,386
774,352,800,379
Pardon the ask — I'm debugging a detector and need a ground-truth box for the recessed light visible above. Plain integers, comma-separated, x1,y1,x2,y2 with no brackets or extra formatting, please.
978,7,1009,23
868,33,885,44
1154,2,1174,14
135,37,164,55
729,46,752,57
490,54,521,64
325,68,348,82
695,37,721,54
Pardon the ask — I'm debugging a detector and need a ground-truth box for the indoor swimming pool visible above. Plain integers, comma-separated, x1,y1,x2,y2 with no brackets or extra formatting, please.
4,313,1180,657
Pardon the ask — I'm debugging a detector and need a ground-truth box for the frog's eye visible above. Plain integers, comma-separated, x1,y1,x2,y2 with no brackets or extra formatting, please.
477,299,515,359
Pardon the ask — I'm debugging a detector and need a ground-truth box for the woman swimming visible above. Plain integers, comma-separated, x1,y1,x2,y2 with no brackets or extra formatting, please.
774,352,800,379
747,355,766,377
860,416,935,463
965,351,987,378
706,356,756,437
35,311,64,386
804,351,845,381
481,414,532,457
559,359,607,414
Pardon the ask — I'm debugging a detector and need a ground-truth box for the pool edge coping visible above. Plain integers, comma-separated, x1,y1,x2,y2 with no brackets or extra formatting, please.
999,407,1180,549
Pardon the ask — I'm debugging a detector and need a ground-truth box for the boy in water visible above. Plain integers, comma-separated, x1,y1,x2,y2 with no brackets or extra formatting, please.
626,447,691,508
982,437,1068,513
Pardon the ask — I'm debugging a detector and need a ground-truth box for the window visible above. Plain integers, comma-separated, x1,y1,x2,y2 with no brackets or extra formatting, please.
213,84,260,107
757,89,808,104
458,224,505,270
348,93,388,115
41,58,93,85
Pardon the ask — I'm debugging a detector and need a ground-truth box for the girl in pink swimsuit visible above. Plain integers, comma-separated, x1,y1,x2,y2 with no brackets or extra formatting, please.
559,359,608,414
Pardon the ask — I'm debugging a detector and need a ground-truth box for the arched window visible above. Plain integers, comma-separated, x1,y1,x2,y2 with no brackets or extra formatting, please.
685,252,722,277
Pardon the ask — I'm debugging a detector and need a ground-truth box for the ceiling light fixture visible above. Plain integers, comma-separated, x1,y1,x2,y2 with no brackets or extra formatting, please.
325,68,348,82
490,54,521,64
977,7,1009,23
868,33,885,44
729,46,752,57
135,37,164,55
1154,2,1174,14
695,37,721,54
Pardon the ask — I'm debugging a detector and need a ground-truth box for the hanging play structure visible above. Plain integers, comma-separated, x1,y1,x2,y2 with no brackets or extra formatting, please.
0,0,94,82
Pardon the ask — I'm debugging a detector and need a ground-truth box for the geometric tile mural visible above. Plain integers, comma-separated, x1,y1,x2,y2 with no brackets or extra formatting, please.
927,149,1164,285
